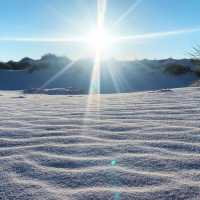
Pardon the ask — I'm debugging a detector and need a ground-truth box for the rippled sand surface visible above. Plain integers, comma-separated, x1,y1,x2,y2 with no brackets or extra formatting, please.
0,87,200,200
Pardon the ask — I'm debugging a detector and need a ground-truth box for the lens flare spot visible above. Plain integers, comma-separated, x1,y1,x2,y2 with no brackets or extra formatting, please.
114,192,121,200
111,160,117,166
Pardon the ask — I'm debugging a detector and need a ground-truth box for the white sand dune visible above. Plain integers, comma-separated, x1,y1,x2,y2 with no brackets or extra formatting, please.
1,87,200,199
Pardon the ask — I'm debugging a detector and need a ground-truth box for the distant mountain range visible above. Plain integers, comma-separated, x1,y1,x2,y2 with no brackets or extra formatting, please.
0,54,200,93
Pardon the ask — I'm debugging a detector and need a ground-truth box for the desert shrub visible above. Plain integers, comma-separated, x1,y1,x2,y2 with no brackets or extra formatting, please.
164,64,190,75
0,62,11,70
190,46,200,77
191,59,200,65
193,65,200,77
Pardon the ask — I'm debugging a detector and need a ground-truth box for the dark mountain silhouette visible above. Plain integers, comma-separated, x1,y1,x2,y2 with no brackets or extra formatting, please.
0,54,199,93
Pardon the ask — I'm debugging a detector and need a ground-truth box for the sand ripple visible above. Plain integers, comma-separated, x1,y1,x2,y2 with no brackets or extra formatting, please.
0,88,200,199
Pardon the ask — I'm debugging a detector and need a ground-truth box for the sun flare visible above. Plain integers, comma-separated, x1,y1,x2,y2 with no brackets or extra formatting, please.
87,26,110,52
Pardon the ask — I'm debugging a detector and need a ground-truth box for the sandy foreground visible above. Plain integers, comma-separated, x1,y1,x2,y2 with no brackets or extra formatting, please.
0,87,200,200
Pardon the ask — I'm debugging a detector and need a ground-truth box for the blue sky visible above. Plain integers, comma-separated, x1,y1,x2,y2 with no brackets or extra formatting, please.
0,0,200,61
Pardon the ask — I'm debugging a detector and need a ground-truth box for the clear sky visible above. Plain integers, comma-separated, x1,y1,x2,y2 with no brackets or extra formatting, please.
0,0,200,61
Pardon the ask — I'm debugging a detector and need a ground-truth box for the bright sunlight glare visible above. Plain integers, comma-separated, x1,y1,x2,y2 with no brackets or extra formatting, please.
87,27,110,52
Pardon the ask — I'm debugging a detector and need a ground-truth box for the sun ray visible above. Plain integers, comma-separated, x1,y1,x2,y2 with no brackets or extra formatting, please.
89,52,101,94
85,0,108,129
48,5,88,35
112,0,143,27
112,27,200,43
1,26,200,45
106,64,121,93
0,37,87,43
88,0,107,96
97,0,107,25
40,60,77,89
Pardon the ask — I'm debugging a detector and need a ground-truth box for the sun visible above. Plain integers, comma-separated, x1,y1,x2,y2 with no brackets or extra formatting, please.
87,26,110,52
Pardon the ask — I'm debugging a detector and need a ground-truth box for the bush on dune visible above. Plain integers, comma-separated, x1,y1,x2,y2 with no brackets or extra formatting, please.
0,54,71,72
190,46,200,77
193,65,200,77
164,64,191,75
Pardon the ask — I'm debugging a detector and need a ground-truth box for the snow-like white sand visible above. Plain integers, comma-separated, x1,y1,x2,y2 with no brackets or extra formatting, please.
0,87,200,200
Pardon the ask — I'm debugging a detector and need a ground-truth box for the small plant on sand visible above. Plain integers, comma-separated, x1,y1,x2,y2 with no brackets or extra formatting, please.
190,45,200,77
164,64,191,75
